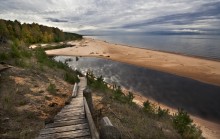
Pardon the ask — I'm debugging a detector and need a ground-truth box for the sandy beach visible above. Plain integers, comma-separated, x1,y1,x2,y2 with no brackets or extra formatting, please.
45,38,220,138
46,38,220,87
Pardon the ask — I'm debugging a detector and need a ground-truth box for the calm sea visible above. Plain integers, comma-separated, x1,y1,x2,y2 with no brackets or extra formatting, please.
89,35,220,60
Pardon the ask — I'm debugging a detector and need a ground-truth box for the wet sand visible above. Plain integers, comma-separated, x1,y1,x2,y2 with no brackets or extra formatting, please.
46,38,220,138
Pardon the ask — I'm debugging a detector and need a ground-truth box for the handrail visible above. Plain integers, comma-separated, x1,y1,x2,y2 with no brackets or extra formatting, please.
83,97,99,139
72,83,78,98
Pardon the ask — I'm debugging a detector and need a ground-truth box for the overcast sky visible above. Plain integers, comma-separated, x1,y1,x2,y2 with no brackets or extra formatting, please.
0,0,220,35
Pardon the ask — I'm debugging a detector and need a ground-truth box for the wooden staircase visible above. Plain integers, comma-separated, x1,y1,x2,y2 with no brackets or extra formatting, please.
36,77,97,139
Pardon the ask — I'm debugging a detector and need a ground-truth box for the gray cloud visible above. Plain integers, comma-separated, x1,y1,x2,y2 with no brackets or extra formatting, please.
0,0,220,35
46,18,68,23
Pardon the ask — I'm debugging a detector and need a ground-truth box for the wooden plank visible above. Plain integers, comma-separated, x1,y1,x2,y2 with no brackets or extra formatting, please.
57,109,84,116
37,129,90,139
59,108,84,113
84,97,99,139
70,97,83,102
55,114,85,122
75,137,91,139
60,106,84,113
62,105,84,110
65,101,84,106
61,106,84,113
54,112,85,120
63,106,84,111
69,101,84,105
40,123,89,135
56,111,85,118
54,111,85,120
46,119,87,128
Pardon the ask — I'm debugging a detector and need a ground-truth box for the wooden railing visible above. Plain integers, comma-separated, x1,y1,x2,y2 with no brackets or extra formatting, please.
84,97,99,139
83,83,121,139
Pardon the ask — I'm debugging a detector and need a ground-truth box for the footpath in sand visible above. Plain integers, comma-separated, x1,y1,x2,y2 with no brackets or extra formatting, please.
46,38,220,139
46,37,220,87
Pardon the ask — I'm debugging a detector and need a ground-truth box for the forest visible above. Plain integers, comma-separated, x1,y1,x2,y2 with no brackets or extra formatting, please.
0,19,82,44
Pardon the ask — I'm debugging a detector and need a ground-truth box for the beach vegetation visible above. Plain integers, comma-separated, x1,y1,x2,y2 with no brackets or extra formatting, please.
64,72,79,84
47,83,57,95
173,109,202,139
87,73,203,139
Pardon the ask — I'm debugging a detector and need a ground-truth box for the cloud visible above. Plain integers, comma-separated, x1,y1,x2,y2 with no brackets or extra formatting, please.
46,18,68,23
0,0,220,35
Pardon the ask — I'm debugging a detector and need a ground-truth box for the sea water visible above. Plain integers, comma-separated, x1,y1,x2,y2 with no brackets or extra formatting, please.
89,35,220,60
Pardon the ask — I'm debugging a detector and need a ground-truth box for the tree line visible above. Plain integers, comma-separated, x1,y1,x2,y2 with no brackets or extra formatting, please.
0,19,82,44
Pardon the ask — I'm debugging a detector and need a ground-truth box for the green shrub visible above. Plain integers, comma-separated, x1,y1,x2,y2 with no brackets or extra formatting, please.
35,48,48,63
20,49,32,58
0,53,9,60
47,83,57,95
112,86,124,100
43,44,68,50
143,100,155,113
157,106,169,118
173,109,202,139
125,92,134,104
15,58,28,67
64,72,78,84
10,44,21,58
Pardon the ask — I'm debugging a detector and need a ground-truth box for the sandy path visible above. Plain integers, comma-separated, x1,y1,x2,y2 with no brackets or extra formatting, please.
46,38,220,87
46,38,220,138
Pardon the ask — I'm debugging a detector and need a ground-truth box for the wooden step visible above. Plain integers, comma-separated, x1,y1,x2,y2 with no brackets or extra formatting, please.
45,119,87,128
37,129,90,139
40,123,89,135
55,114,85,122
54,112,85,120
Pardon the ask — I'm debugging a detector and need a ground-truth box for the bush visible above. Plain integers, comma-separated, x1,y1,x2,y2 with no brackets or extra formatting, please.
112,86,124,100
157,106,169,118
35,48,48,63
143,100,155,113
125,92,134,104
15,58,28,68
47,83,57,95
173,109,202,139
64,72,78,84
10,44,21,58
86,72,108,90
0,53,9,60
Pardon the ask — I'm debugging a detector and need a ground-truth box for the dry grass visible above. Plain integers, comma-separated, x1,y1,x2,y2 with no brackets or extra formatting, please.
92,90,181,139
0,66,73,138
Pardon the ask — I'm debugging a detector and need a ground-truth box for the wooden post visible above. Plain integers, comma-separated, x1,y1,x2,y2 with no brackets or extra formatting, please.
100,117,121,139
83,87,94,115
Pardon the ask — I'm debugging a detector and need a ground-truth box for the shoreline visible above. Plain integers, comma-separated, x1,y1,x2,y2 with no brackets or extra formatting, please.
46,38,220,87
88,36,220,63
45,38,220,138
